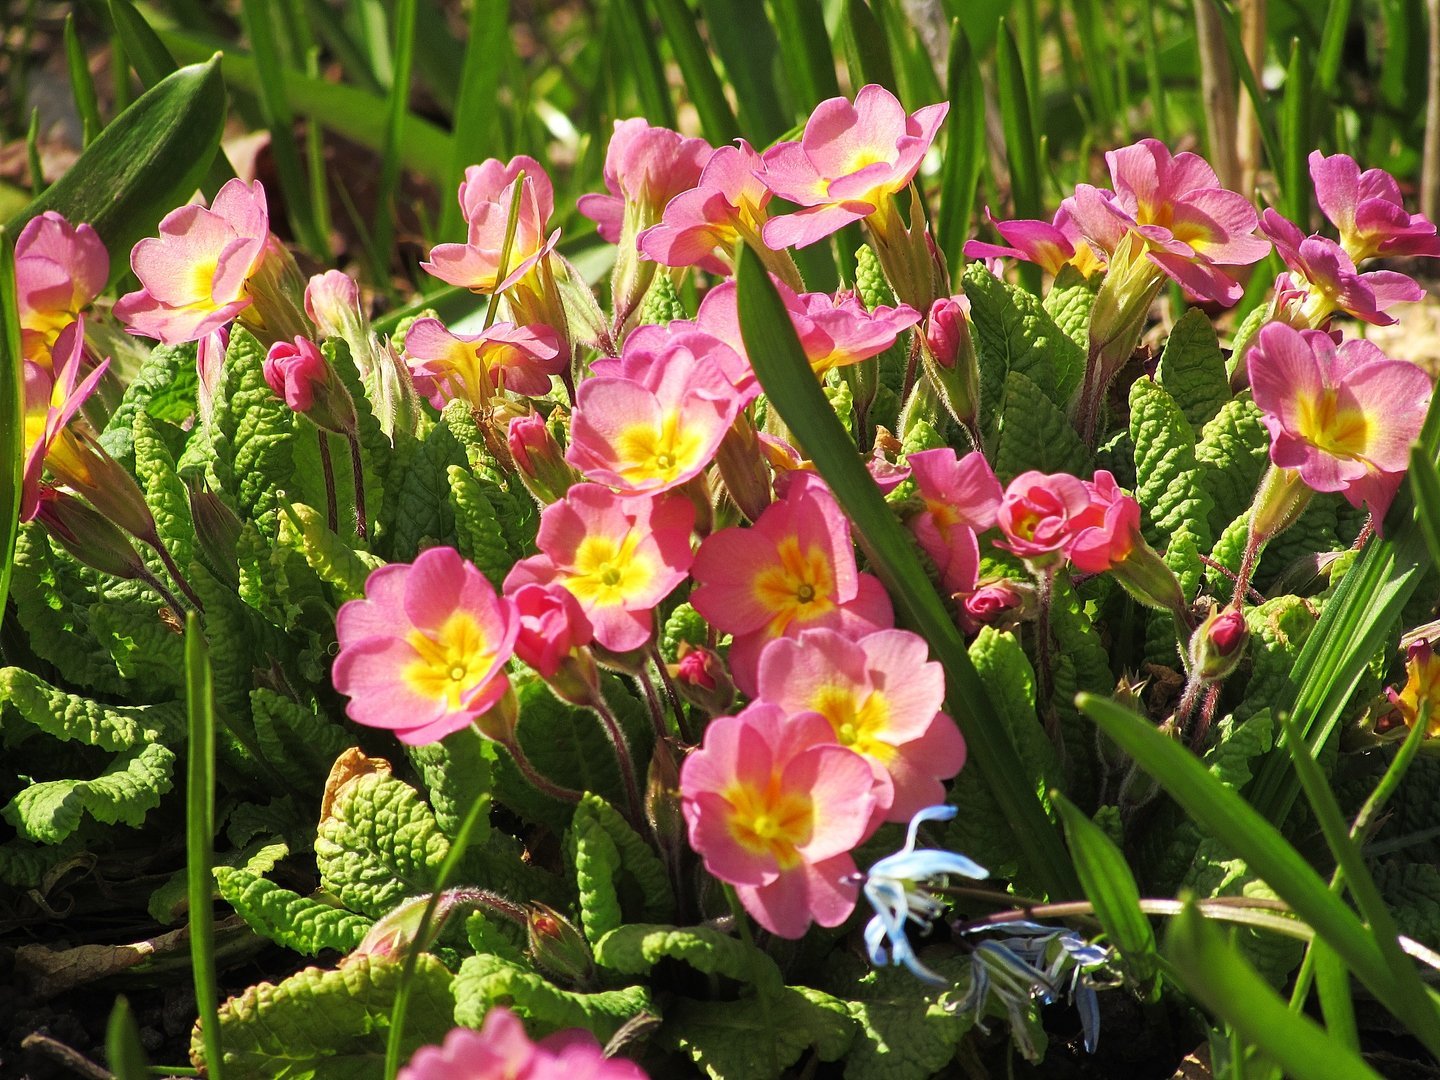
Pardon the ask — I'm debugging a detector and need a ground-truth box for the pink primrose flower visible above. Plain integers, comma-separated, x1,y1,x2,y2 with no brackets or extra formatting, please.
113,179,272,344
21,319,110,522
399,1008,647,1080
1260,210,1422,327
757,627,966,823
996,470,1095,568
906,448,1002,594
1065,470,1143,574
690,473,893,694
959,579,1029,633
962,204,1106,277
1067,140,1269,305
422,156,560,294
637,140,772,274
332,546,520,745
577,118,714,244
507,582,593,679
604,319,758,404
404,317,563,408
1247,322,1432,518
15,211,108,364
761,85,948,249
263,336,329,413
567,334,744,494
680,701,880,937
504,485,695,652
1310,150,1440,263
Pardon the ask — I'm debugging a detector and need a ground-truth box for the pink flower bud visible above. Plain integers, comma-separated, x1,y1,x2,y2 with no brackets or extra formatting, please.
668,644,735,715
960,579,1029,633
526,903,595,985
264,336,329,412
925,295,971,370
509,582,593,678
1190,606,1249,683
303,270,362,338
507,410,579,504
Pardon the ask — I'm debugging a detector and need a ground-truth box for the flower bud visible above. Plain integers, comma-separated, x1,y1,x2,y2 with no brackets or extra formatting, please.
645,736,686,855
1189,606,1249,683
527,903,595,987
715,412,773,523
34,489,148,580
304,270,363,339
508,410,579,505
920,296,981,433
264,336,358,436
510,583,593,679
188,482,243,587
667,644,734,715
958,579,1031,634
473,682,520,744
44,427,160,547
353,889,498,962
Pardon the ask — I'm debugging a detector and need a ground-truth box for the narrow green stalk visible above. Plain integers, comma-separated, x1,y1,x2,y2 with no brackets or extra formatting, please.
0,232,22,621
64,14,103,145
185,614,224,1080
382,729,498,1080
373,0,417,277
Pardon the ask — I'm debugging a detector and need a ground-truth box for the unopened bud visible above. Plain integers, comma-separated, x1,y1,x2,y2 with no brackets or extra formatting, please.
715,413,772,523
646,736,685,853
1189,606,1249,683
473,683,520,744
508,410,579,505
667,644,734,715
527,903,594,987
34,489,147,580
958,579,1032,634
188,482,243,587
304,270,363,339
264,337,358,436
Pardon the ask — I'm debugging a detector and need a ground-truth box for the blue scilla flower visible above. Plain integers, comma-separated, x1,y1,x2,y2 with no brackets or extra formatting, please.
860,804,989,985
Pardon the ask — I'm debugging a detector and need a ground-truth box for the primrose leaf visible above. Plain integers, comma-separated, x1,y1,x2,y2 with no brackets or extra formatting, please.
440,400,537,554
196,954,453,1078
1195,396,1270,538
594,923,783,989
667,986,855,1080
214,867,374,957
1372,858,1440,943
133,411,196,569
1236,596,1318,725
992,369,1089,482
100,342,198,465
660,602,708,662
0,666,180,750
448,465,515,589
452,951,652,1040
382,420,465,560
1130,376,1213,604
208,327,296,536
250,689,351,789
569,793,674,944
315,771,449,918
1042,264,1101,351
1156,308,1232,430
4,741,175,843
826,954,976,1080
276,502,384,601
406,728,493,844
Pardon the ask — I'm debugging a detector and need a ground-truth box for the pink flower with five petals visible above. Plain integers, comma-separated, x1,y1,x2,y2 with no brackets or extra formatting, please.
15,211,108,365
399,1008,647,1080
1310,150,1440,263
578,118,714,245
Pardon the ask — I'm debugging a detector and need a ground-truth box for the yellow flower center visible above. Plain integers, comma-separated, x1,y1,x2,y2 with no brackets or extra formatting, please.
566,531,654,608
1296,388,1371,462
751,536,837,636
810,684,894,762
613,412,706,487
402,611,494,709
723,777,814,868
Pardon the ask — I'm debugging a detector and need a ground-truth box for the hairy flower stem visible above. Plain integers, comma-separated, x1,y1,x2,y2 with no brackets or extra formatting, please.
1187,683,1222,750
346,431,368,540
591,694,645,829
317,429,338,533
503,737,581,804
136,565,187,616
1033,567,1062,753
637,669,670,743
650,645,696,744
150,535,206,612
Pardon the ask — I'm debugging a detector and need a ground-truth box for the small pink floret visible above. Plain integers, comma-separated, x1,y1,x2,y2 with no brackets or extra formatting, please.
1310,150,1440,262
996,470,1095,567
578,118,714,244
15,211,108,360
422,156,560,294
906,448,1002,594
508,582,593,678
263,337,329,413
398,1008,647,1080
638,140,771,273
1066,470,1142,574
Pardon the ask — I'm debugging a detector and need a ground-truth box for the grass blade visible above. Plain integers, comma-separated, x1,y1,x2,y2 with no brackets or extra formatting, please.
841,0,899,97
996,18,1042,294
64,15,103,145
1246,401,1440,823
1311,941,1359,1052
1162,899,1385,1080
185,613,223,1079
372,0,417,277
26,110,43,196
1315,0,1353,95
872,0,942,107
104,997,151,1079
936,20,985,283
696,0,788,139
1281,37,1312,226
1410,444,1440,565
0,232,21,623
162,30,454,183
439,0,511,240
1079,691,1440,1048
1277,708,1440,1048
7,58,226,289
1054,793,1158,991
650,0,741,143
1141,0,1170,139
614,0,678,130
735,245,1078,899
770,0,841,108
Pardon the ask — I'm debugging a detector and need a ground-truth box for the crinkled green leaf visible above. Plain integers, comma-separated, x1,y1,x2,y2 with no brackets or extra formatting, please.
963,260,1086,428
452,951,652,1040
197,954,453,1078
315,772,448,918
1195,397,1269,535
569,793,674,944
1181,834,1304,983
946,628,1057,881
1156,308,1232,430
1237,596,1318,725
215,867,374,956
992,369,1089,482
251,689,351,789
638,268,688,324
382,420,465,560
208,327,297,535
594,923,782,989
668,985,855,1080
1130,377,1213,602
100,343,198,465
1048,577,1110,805
236,518,327,628
150,837,289,924
0,835,83,887
1371,858,1440,943
0,666,180,750
406,727,492,844
9,526,125,693
447,465,514,589
5,741,175,843
276,502,385,601
660,602,708,663
1041,264,1101,352
440,400,536,555
132,411,196,569
826,954,976,1080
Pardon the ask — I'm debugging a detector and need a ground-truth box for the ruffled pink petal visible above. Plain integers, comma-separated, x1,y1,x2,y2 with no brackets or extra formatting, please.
781,744,878,860
332,636,445,731
762,202,873,250
800,853,862,929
